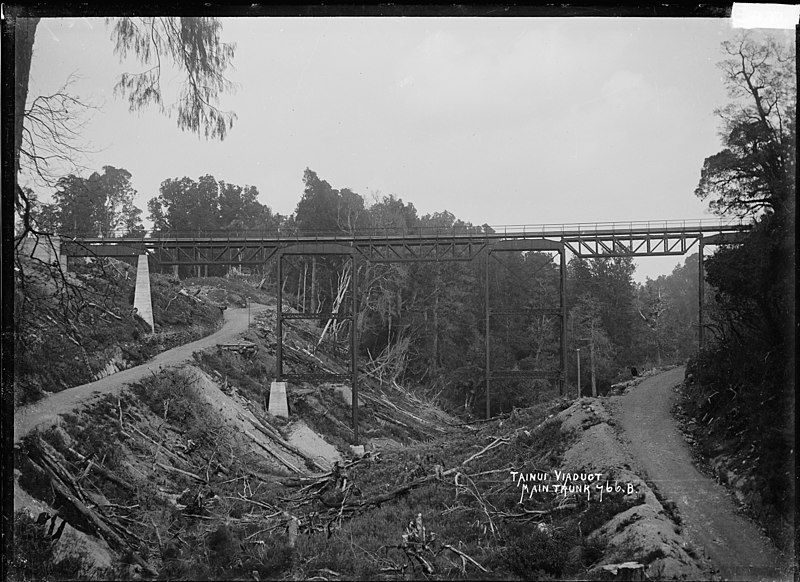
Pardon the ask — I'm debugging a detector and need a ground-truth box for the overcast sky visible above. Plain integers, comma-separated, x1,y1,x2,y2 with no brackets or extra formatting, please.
25,16,783,280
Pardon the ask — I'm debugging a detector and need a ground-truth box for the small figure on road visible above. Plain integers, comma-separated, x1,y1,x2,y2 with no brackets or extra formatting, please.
630,366,639,377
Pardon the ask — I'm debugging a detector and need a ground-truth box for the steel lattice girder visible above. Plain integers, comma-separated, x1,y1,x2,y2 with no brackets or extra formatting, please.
562,234,700,257
281,312,353,320
489,307,562,317
489,370,554,380
282,373,353,383
61,240,146,257
149,242,280,266
355,240,489,262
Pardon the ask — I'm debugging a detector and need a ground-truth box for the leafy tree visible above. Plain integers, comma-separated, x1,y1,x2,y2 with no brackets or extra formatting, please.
294,169,339,234
219,182,275,231
696,32,795,349
150,176,218,233
109,18,237,141
366,193,418,234
695,32,795,219
686,33,795,549
48,166,144,237
294,169,368,235
149,175,277,235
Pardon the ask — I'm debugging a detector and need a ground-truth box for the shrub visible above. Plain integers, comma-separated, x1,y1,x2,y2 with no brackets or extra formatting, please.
503,524,573,578
9,511,84,581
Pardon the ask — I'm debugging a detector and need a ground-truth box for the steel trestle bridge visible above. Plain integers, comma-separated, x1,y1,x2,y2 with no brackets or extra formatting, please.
62,218,749,264
54,218,750,441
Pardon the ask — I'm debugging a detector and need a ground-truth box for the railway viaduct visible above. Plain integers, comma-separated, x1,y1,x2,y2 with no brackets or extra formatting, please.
51,219,749,441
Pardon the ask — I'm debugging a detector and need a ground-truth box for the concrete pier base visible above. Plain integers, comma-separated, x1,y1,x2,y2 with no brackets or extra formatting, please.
133,254,154,332
268,381,289,418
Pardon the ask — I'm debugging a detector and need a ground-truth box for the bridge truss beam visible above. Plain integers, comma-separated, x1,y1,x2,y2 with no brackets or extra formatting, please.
355,240,488,263
562,234,699,258
57,221,752,431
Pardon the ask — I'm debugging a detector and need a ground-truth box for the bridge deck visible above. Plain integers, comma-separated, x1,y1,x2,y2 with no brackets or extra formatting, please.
66,218,748,244
60,219,750,262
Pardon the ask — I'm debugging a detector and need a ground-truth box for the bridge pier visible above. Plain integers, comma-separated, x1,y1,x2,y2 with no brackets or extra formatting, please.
133,253,154,332
268,381,289,418
698,236,705,349
275,244,360,443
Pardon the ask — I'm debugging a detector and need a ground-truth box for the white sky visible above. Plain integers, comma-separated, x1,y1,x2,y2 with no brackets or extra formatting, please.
24,16,786,281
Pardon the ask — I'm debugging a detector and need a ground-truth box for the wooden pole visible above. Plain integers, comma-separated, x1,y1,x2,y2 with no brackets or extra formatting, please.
297,270,302,311
351,256,359,445
698,236,705,349
485,248,491,420
311,257,318,313
576,348,581,399
301,261,307,312
276,254,283,381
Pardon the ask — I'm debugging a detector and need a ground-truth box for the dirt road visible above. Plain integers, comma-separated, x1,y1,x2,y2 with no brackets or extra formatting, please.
14,303,269,443
616,367,791,581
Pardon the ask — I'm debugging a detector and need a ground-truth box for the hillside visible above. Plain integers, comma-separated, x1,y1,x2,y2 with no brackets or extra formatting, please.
11,274,716,581
13,256,224,407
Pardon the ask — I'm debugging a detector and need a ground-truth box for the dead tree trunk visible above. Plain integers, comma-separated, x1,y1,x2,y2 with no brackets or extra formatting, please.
14,17,39,176
311,257,318,313
302,261,308,312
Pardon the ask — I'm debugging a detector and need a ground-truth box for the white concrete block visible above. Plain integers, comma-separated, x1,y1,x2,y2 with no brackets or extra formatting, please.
349,445,366,457
269,381,289,418
133,254,154,332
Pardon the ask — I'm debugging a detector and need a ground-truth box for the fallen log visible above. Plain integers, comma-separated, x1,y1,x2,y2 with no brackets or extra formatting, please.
242,405,327,473
26,440,158,577
155,461,206,484
442,543,488,574
125,422,194,469
243,428,305,475
66,447,135,493
302,437,510,526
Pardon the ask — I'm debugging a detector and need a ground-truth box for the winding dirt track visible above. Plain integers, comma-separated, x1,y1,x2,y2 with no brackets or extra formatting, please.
14,303,269,443
616,367,792,581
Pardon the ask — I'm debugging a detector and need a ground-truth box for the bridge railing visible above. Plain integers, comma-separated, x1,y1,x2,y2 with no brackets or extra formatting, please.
56,217,748,241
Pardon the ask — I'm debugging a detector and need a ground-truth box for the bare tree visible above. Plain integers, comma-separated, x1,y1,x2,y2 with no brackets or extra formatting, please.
19,74,100,189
